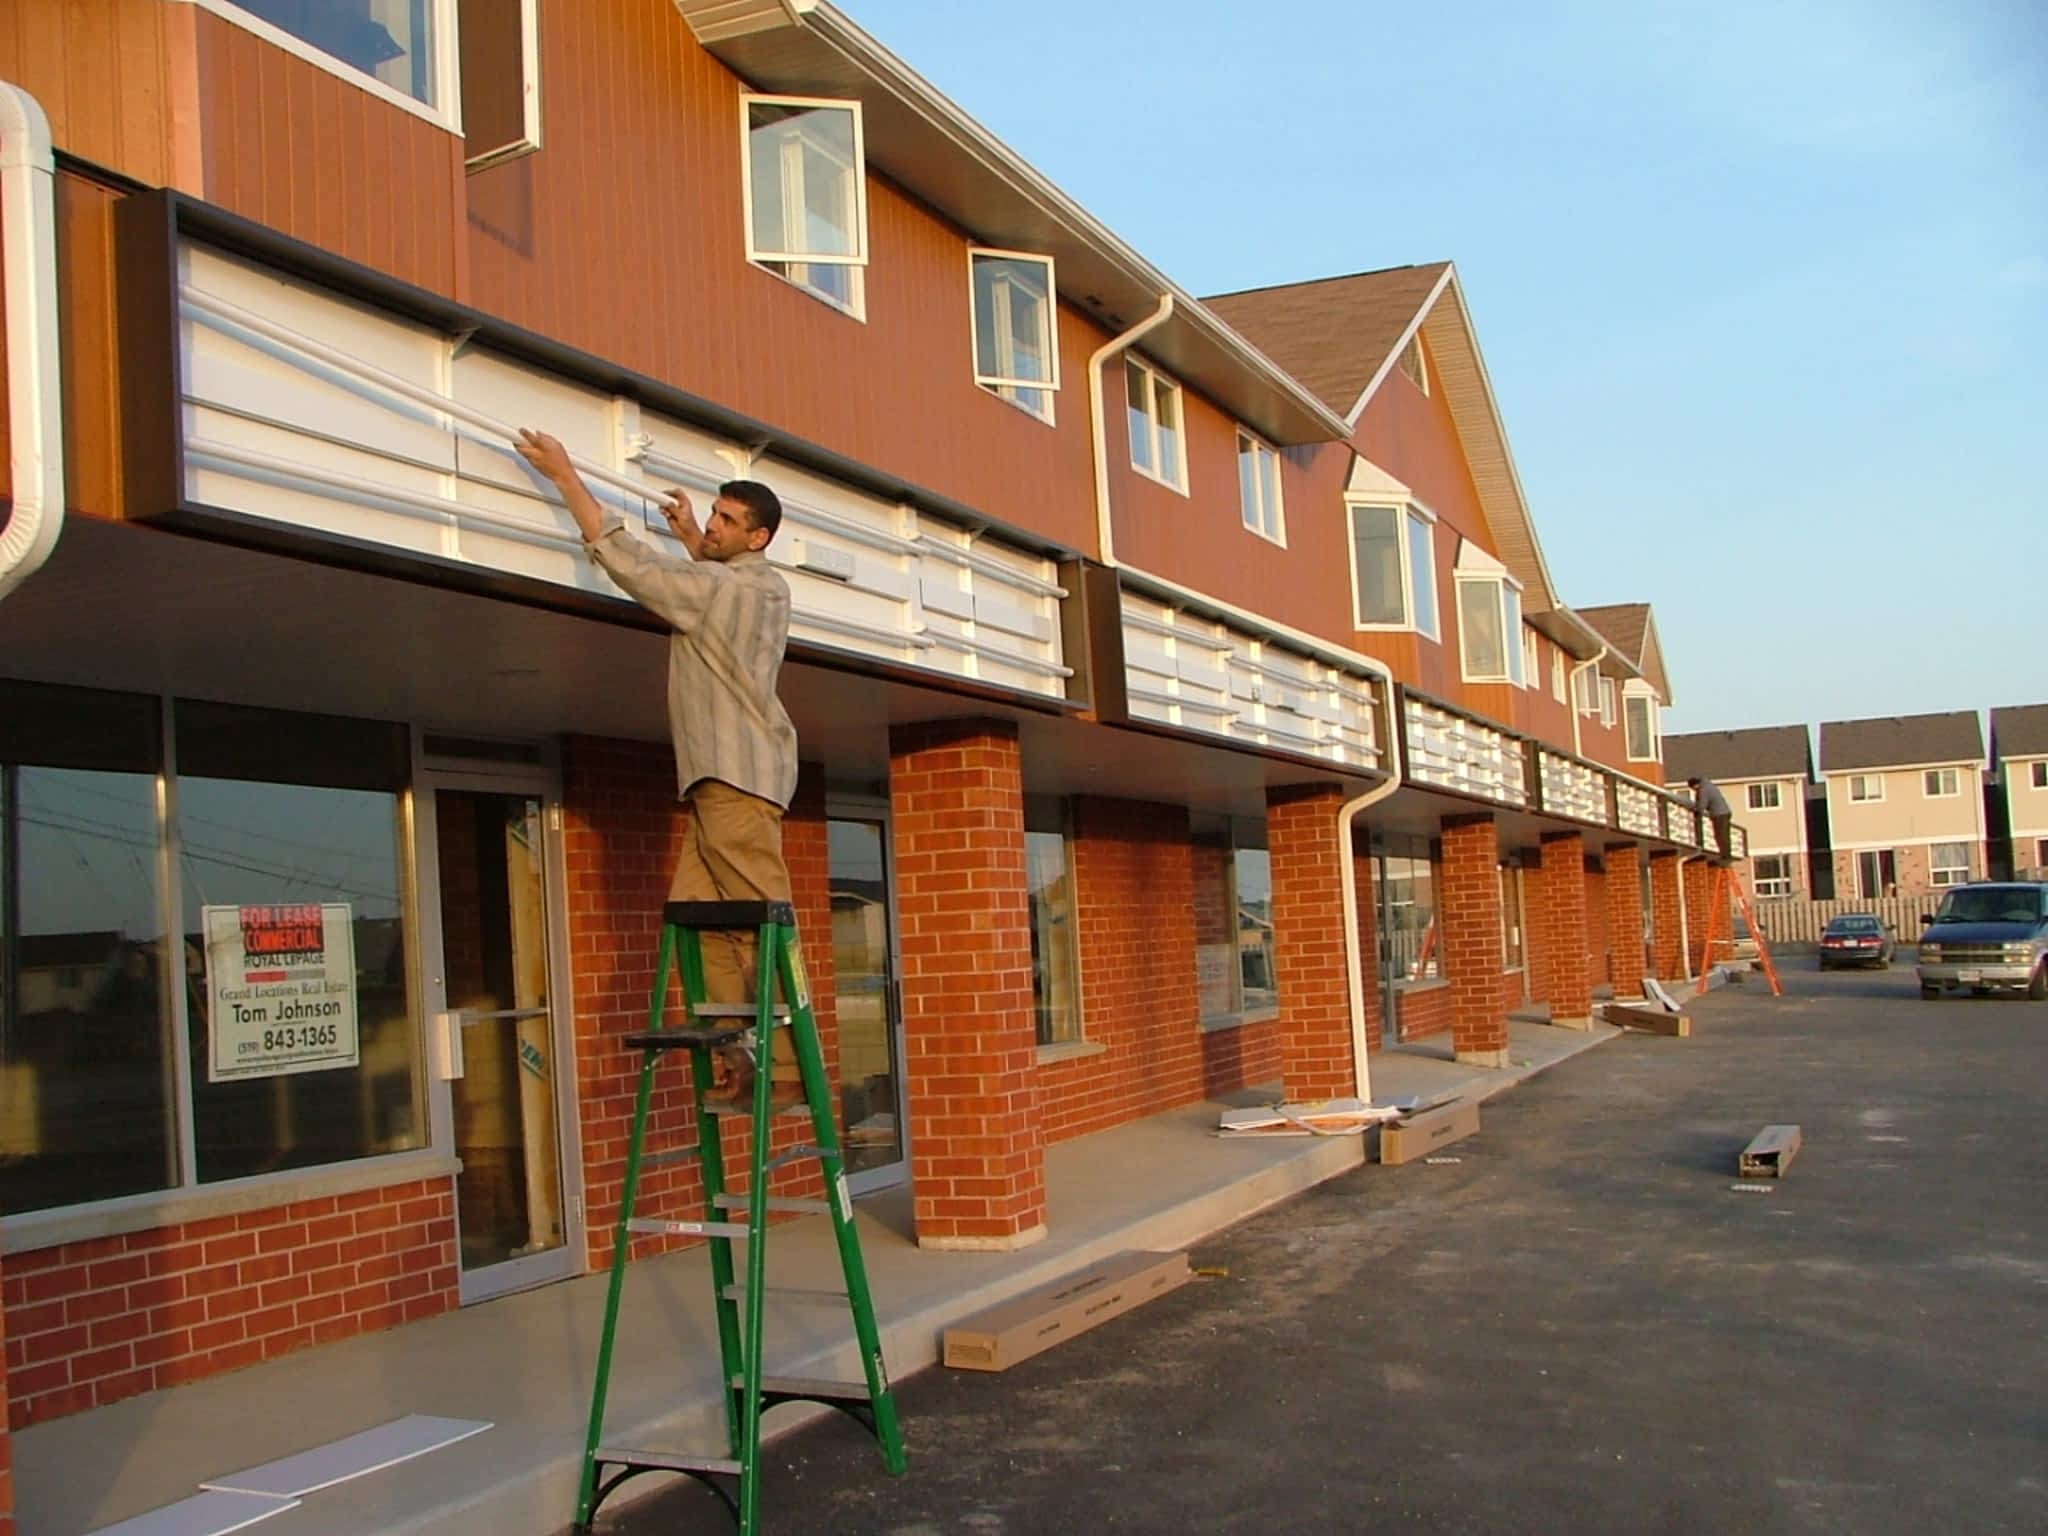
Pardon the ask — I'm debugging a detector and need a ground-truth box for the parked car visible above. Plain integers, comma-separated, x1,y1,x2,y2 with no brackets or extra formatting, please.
1818,913,1892,969
1917,882,2048,1000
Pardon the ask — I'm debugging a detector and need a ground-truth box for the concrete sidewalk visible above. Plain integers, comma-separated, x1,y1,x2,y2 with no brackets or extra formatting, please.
18,1019,1617,1536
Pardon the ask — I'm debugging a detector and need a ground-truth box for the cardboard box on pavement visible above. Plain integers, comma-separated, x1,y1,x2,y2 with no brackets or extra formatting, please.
942,1250,1191,1372
1378,1098,1481,1164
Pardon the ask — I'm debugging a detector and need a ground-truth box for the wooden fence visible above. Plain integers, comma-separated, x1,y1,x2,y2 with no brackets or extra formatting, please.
1749,894,1943,946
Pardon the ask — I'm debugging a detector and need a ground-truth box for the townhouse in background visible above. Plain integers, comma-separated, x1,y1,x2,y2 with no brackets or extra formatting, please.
0,1,1738,1502
1989,705,2048,879
1817,712,1986,899
1663,726,1816,900
1573,605,1673,775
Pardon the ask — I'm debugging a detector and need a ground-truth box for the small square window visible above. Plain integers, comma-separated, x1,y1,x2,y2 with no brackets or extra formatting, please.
1237,432,1284,544
1923,767,1959,797
1930,841,1971,885
1126,358,1186,491
2033,761,2048,789
743,95,869,317
970,250,1059,422
1747,782,1782,811
1848,774,1883,802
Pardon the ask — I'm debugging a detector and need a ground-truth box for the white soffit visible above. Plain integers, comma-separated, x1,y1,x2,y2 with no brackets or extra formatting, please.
671,0,1348,448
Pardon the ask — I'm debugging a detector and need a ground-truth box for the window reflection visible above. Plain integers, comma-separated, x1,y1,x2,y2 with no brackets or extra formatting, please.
1025,799,1080,1045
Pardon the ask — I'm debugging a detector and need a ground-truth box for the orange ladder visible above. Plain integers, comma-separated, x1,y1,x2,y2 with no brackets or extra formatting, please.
1696,863,1782,996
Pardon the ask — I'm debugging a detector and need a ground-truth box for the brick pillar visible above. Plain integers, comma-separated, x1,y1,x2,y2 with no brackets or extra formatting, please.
1530,831,1591,1026
1355,848,1384,1053
1684,857,1723,973
0,1238,12,1536
1605,845,1646,999
1648,852,1686,980
1441,816,1508,1066
1267,786,1356,1101
890,720,1044,1251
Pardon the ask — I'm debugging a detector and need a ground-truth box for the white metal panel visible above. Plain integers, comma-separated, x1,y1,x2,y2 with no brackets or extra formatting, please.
1539,750,1608,825
1404,696,1526,807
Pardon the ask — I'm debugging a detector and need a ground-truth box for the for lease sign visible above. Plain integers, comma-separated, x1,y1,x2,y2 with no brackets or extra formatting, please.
203,903,361,1082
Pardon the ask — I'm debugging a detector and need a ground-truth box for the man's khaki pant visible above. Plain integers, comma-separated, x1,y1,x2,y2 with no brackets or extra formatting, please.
670,779,797,1082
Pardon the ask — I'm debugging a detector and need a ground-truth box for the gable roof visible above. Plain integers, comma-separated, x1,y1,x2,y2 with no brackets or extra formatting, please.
1576,603,1673,702
1664,726,1813,785
1990,704,2048,761
1818,711,1984,774
1203,263,1564,618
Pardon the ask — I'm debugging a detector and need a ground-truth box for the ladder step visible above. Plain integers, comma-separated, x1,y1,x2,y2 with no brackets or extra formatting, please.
738,1374,874,1403
664,899,797,930
712,1194,830,1215
766,1143,827,1171
703,1099,811,1120
720,1283,851,1303
624,1024,749,1052
625,1218,750,1240
595,1447,742,1477
640,1147,698,1169
691,1003,792,1018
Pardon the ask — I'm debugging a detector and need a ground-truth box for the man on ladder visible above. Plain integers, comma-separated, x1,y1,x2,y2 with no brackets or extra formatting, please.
516,428,801,1105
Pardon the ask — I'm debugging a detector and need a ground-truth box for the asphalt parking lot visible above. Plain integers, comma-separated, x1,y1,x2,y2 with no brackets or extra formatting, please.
590,962,2047,1535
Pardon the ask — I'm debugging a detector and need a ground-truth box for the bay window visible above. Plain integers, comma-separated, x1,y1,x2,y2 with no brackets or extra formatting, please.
1346,501,1438,637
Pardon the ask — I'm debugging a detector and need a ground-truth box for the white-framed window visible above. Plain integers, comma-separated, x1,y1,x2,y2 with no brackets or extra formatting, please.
1126,358,1187,492
1747,782,1783,811
1521,629,1541,692
1923,766,1960,798
1930,841,1971,886
1237,432,1285,544
968,249,1059,423
1848,774,1884,802
1550,648,1567,704
2032,761,2048,789
742,94,870,318
1025,798,1082,1044
1599,676,1617,727
1753,853,1794,897
181,0,461,127
1346,502,1439,637
1397,333,1428,394
1573,664,1599,717
1623,688,1660,762
459,0,542,170
1456,575,1524,685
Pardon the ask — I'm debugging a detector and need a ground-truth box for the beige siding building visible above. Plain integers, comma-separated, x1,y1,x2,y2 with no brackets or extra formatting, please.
1991,705,2048,878
1664,725,1813,898
1819,712,1986,898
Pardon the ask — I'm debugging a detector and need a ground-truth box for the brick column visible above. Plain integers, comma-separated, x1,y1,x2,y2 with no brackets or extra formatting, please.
0,1239,12,1536
1684,857,1723,972
1604,845,1646,999
1648,851,1686,980
1441,816,1508,1066
890,720,1044,1251
1267,786,1356,1101
1530,832,1591,1026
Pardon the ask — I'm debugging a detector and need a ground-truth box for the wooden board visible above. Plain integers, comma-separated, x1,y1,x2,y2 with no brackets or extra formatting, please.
1603,1002,1691,1037
1738,1124,1803,1178
942,1251,1191,1372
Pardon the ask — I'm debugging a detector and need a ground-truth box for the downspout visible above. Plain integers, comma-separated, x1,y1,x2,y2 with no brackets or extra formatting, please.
0,82,61,602
1567,645,1607,758
1086,293,1173,568
1337,708,1403,1101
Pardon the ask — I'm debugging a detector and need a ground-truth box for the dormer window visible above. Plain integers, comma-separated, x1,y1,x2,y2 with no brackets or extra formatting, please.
1623,684,1660,762
1453,544,1524,685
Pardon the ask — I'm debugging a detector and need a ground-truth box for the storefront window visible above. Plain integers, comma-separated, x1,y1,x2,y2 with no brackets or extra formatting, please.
1,684,175,1214
1195,821,1276,1023
1025,799,1081,1045
1383,851,1440,983
1500,864,1525,970
1235,848,1275,1012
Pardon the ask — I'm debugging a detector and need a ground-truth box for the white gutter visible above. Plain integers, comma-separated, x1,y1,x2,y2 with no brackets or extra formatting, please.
1567,644,1607,758
0,82,62,603
1337,748,1403,1102
1086,293,1173,569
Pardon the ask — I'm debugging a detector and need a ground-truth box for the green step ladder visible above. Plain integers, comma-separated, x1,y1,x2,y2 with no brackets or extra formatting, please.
572,899,906,1535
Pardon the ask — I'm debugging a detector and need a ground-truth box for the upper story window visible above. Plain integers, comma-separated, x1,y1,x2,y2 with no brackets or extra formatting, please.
1521,629,1540,693
1347,502,1438,638
1623,687,1660,762
1397,333,1428,394
1573,664,1599,717
1126,358,1187,492
189,0,456,123
1550,648,1567,704
2034,761,2048,789
1848,773,1883,802
1747,782,1783,811
743,95,870,318
1456,571,1525,685
460,0,543,170
969,250,1059,423
1599,676,1617,727
1923,767,1961,798
1237,432,1285,544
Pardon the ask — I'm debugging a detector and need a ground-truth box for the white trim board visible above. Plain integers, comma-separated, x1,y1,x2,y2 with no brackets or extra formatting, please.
87,1491,297,1536
202,1415,492,1499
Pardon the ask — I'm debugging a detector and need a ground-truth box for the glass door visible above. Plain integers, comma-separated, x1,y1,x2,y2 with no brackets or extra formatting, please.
421,779,579,1301
827,810,907,1192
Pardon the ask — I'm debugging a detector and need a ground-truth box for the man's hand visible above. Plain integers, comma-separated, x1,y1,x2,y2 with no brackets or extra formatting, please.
659,491,705,558
514,428,577,489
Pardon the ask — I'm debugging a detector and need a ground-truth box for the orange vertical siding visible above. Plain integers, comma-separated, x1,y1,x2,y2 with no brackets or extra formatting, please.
0,0,177,189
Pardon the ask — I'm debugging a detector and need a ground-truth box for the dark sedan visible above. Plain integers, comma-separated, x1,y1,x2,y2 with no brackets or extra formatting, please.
1819,913,1894,969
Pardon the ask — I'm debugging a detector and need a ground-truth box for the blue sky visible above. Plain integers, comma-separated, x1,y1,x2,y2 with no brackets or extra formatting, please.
853,0,2047,738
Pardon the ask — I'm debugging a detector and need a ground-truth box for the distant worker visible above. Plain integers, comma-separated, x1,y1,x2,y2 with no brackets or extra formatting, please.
1686,775,1734,865
514,428,800,1105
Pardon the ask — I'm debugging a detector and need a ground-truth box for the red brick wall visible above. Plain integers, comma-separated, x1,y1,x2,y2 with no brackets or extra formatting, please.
0,1244,11,1533
1649,853,1686,980
1605,846,1646,998
1041,799,1203,1142
1441,817,1507,1061
1529,833,1591,1021
561,739,831,1272
1684,858,1721,973
1392,983,1454,1042
1200,1017,1283,1098
1268,787,1355,1101
3,1180,455,1429
889,721,1044,1248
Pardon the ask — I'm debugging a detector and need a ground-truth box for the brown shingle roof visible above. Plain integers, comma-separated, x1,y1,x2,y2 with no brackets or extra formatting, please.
1990,704,2048,760
1577,603,1649,661
1818,711,1984,773
1203,264,1451,417
1664,726,1812,785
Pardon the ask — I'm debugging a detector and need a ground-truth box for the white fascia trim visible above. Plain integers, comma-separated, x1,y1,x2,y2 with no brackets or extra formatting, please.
797,3,1349,443
1828,834,1988,852
1822,758,1985,778
0,81,62,604
1343,264,1456,427
1345,453,1413,503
